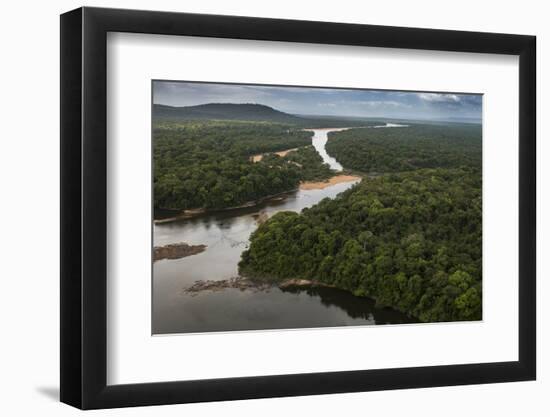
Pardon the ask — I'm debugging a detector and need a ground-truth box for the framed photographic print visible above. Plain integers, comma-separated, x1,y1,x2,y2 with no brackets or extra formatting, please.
60,7,536,409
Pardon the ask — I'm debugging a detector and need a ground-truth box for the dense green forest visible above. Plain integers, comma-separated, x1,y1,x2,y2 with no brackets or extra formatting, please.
325,124,482,173
239,168,482,322
278,146,333,181
153,120,332,210
153,102,483,323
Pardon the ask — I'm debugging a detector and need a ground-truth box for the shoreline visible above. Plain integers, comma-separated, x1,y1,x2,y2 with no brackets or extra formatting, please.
299,174,361,190
154,174,362,224
154,189,298,224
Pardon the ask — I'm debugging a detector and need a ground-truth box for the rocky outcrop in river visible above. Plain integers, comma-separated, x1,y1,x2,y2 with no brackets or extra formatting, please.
183,277,334,296
153,242,207,261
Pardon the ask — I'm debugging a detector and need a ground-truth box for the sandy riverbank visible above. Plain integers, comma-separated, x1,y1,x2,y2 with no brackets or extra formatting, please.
299,174,361,190
251,147,299,162
155,175,362,224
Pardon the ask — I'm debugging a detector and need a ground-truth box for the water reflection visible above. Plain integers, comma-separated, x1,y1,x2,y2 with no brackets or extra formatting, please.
281,286,417,324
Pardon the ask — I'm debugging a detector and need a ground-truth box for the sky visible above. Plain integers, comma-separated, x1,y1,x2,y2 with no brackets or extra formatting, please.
153,81,482,122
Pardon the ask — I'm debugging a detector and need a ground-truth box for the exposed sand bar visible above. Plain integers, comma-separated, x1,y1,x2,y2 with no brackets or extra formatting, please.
251,148,299,162
299,174,361,190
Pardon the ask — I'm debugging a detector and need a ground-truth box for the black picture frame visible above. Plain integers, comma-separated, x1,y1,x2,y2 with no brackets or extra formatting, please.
60,6,536,410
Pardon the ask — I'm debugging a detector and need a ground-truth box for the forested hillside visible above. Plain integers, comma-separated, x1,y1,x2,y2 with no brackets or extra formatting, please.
153,103,305,124
153,120,332,211
325,124,482,173
240,168,482,322
154,103,382,128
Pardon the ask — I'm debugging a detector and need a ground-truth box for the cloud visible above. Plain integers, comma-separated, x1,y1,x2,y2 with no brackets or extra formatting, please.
153,81,482,120
417,93,460,103
355,100,411,108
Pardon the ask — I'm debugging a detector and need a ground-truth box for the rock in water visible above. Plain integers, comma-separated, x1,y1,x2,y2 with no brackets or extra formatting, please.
153,243,207,261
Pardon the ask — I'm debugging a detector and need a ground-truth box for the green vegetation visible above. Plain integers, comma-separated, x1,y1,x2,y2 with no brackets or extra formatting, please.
279,146,333,181
153,120,332,211
325,124,482,173
153,100,483,323
240,123,482,322
239,168,482,322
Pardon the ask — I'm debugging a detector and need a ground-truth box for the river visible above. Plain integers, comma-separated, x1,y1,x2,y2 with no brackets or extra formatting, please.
305,128,351,171
153,127,415,334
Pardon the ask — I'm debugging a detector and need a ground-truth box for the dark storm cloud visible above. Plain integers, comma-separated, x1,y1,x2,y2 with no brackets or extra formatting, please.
153,81,482,121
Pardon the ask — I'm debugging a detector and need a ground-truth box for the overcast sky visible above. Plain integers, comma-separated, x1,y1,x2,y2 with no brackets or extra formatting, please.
153,81,482,121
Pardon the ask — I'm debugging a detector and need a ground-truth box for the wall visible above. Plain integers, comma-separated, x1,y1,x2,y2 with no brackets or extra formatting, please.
0,0,545,415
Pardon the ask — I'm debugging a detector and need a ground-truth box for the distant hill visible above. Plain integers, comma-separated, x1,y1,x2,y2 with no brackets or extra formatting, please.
153,103,305,123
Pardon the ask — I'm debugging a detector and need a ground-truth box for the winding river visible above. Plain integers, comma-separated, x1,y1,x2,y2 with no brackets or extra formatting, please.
153,127,414,334
305,128,350,171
